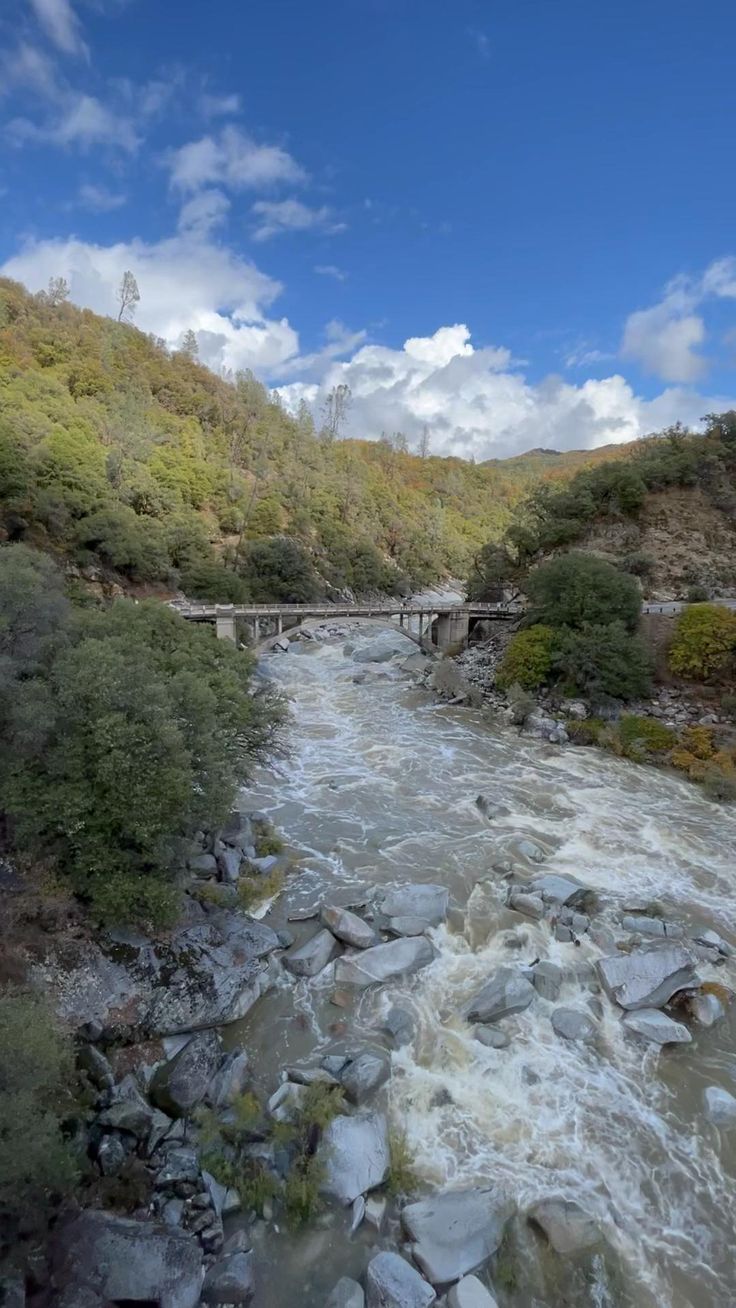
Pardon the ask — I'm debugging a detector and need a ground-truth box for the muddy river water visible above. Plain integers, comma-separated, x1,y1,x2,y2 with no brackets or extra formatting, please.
230,620,736,1308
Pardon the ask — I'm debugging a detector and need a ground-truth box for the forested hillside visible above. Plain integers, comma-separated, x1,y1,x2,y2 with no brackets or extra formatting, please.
0,277,615,602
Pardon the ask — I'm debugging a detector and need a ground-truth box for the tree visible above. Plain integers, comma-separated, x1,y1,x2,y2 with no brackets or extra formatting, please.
526,553,642,632
320,383,351,441
496,625,555,690
180,328,199,359
117,269,140,322
46,276,70,306
467,543,520,602
239,537,320,603
669,604,736,681
418,425,431,458
552,621,652,701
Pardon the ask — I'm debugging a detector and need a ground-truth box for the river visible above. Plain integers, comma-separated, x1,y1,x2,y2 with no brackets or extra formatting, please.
231,618,736,1308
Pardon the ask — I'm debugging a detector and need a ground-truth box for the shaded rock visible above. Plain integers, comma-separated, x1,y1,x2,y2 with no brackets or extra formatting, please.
530,874,590,907
322,1053,351,1076
97,1074,153,1138
220,812,254,851
189,853,218,878
508,892,544,920
401,1187,513,1285
327,1276,365,1308
365,1194,387,1233
555,924,573,943
217,846,242,884
340,1051,390,1104
464,969,536,1025
473,1026,510,1050
154,1146,200,1188
287,1065,339,1087
622,915,666,937
267,1081,307,1123
52,1211,202,1308
150,1031,221,1118
51,1290,105,1308
686,992,726,1027
596,945,697,1011
448,1276,498,1308
321,905,378,949
386,916,431,936
532,961,562,1001
161,1198,185,1228
97,1134,127,1176
318,1111,390,1204
0,1274,25,1308
365,1253,436,1308
77,1044,114,1091
383,1006,415,1048
621,1008,691,1045
527,1197,600,1254
551,1008,597,1043
283,928,339,978
377,884,449,926
690,927,732,958
201,1250,255,1304
205,1050,249,1107
704,1086,736,1128
335,937,435,988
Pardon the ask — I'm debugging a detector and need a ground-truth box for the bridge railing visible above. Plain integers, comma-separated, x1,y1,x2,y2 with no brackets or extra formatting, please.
171,600,517,618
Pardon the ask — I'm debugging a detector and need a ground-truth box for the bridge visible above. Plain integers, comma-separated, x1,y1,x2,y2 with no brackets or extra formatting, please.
174,600,517,653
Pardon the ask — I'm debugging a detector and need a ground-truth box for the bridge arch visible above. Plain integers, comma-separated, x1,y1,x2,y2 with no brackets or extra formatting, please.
254,614,439,657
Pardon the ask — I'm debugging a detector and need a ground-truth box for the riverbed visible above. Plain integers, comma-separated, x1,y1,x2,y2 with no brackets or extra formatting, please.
233,621,736,1308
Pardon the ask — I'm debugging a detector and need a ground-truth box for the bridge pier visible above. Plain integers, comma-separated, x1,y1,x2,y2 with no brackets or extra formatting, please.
436,610,469,652
216,615,237,643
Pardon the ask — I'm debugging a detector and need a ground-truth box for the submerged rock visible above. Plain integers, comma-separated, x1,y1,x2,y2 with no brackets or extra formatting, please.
335,937,435,988
318,1111,390,1204
508,891,545,920
464,968,536,1025
473,1026,510,1050
703,1086,736,1128
532,961,562,1001
401,1187,513,1285
383,1006,416,1048
530,874,590,907
365,1252,436,1308
340,1051,390,1104
52,1211,202,1308
321,905,378,949
621,1008,692,1045
551,1007,597,1043
448,1276,499,1308
327,1276,365,1308
527,1196,601,1254
283,928,340,977
377,884,449,925
596,945,697,1011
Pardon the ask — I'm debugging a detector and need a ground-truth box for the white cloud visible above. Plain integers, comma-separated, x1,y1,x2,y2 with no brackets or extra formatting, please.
278,319,368,379
168,125,306,192
30,0,87,56
8,93,140,151
250,198,346,242
78,182,127,212
2,42,59,97
177,188,230,235
200,92,241,118
1,233,300,376
621,257,736,383
315,264,347,281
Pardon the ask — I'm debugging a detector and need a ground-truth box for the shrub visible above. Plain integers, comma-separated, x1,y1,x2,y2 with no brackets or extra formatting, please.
565,717,604,746
179,557,250,604
237,868,283,911
74,506,169,581
701,765,736,803
686,585,710,603
507,683,535,725
496,625,555,691
552,622,652,701
680,725,715,760
617,715,676,757
387,1129,419,1197
527,553,642,632
238,537,321,604
669,604,736,681
721,693,736,721
622,552,655,579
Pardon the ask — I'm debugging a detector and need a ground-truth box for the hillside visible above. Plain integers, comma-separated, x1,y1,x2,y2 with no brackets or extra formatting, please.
0,277,622,602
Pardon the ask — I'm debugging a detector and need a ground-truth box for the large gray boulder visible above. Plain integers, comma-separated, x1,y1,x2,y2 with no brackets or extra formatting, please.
703,1086,736,1127
551,1008,597,1043
335,937,435,988
622,1009,692,1045
596,945,697,1011
321,905,378,949
205,1050,250,1107
365,1253,436,1308
284,928,340,977
200,1250,255,1304
52,1211,202,1308
401,1188,513,1285
530,874,590,907
327,1277,365,1308
340,1051,391,1104
532,961,562,1001
149,1031,222,1117
447,1277,498,1308
464,969,536,1025
318,1111,390,1204
97,1073,154,1137
377,884,449,925
527,1197,600,1254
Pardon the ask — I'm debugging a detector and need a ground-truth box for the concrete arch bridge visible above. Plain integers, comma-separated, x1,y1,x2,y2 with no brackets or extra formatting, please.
174,601,516,655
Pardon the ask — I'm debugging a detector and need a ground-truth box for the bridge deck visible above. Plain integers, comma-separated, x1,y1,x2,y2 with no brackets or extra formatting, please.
174,602,516,619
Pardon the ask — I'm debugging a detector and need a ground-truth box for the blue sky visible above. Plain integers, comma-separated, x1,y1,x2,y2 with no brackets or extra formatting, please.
2,0,736,458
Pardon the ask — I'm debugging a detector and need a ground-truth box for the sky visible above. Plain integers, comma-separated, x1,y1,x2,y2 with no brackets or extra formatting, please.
2,0,736,460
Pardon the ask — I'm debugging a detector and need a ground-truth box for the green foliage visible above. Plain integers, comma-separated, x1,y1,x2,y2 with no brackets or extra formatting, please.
237,868,284,911
283,1155,324,1228
253,822,284,857
669,604,736,681
496,625,555,690
686,584,710,603
238,537,320,603
552,622,652,701
616,715,676,759
701,765,736,803
527,553,642,632
75,506,170,581
467,543,519,601
720,693,736,721
565,717,604,745
387,1128,419,1197
506,683,536,725
0,992,79,1228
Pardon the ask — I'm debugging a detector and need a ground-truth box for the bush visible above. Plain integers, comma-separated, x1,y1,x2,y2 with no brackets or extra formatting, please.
527,553,642,632
496,625,554,690
238,537,321,603
669,604,736,681
680,725,715,759
507,683,535,725
686,585,710,603
565,717,604,745
622,552,655,579
552,622,652,701
721,693,736,721
701,765,736,803
74,506,169,581
616,715,676,759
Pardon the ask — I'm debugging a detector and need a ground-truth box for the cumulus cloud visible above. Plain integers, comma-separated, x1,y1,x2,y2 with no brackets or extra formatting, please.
1,233,300,376
177,188,230,236
621,257,736,383
168,126,305,193
250,198,346,242
30,0,87,56
78,182,127,212
8,93,140,151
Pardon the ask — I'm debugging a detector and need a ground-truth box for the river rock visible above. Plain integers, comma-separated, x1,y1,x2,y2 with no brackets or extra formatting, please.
383,1006,415,1047
377,884,449,925
340,1051,390,1104
220,811,255,852
189,853,218,878
365,1253,436,1308
690,927,732,958
448,1276,499,1308
703,1086,736,1127
401,1187,513,1285
354,640,400,664
365,1194,387,1233
321,905,378,949
464,969,536,1024
335,937,435,988
532,961,562,1001
508,891,545,920
318,1111,390,1204
621,1008,692,1045
386,915,431,936
52,1211,202,1308
530,874,590,907
327,1277,365,1308
216,846,242,884
551,1007,597,1043
596,945,697,1011
527,1197,600,1254
0,1274,25,1308
205,1050,249,1107
201,1250,256,1304
154,1145,200,1188
97,1073,154,1137
622,915,667,937
150,1031,222,1117
283,928,340,977
686,992,726,1026
78,1043,114,1090
473,1026,510,1049
96,1133,127,1175
267,1081,307,1123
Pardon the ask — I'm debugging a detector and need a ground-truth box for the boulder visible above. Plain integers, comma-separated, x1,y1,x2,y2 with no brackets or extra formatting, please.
532,961,562,1001
200,1250,256,1304
318,1111,390,1204
205,1050,250,1107
321,905,378,949
150,1031,222,1117
527,1197,600,1254
401,1187,513,1285
386,916,431,936
365,1253,436,1308
464,969,536,1025
335,937,435,988
154,1146,200,1188
220,811,254,851
97,1074,154,1138
217,846,242,884
448,1276,499,1308
596,945,697,1011
283,929,340,978
267,1081,307,1123
77,1044,114,1090
383,1006,415,1047
188,853,218,878
508,892,545,920
686,992,726,1027
622,915,667,937
377,884,449,926
340,1051,390,1104
621,1009,691,1045
551,1008,597,1043
52,1211,202,1308
364,1194,388,1233
327,1277,365,1308
530,874,590,907
690,927,732,958
97,1133,127,1176
703,1086,736,1128
353,640,400,664
473,1027,510,1050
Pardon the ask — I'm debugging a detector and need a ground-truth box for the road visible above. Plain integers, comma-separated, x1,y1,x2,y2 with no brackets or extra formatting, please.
642,597,736,615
